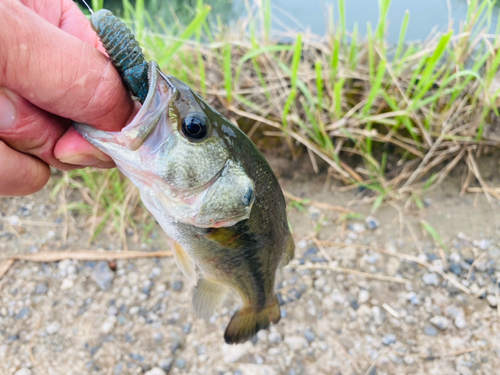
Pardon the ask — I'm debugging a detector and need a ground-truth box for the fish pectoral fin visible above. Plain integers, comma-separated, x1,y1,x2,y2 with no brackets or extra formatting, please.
170,240,197,285
224,295,281,345
192,278,229,320
279,235,295,268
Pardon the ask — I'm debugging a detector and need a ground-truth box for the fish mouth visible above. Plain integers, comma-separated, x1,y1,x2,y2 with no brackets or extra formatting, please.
115,61,176,151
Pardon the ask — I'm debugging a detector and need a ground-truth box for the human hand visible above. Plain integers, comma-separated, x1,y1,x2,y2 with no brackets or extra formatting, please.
0,0,135,196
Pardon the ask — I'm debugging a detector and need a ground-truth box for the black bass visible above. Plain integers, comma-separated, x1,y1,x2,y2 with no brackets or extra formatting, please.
75,9,294,344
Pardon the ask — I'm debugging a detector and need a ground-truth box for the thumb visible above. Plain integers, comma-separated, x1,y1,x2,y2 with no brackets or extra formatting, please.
0,141,50,196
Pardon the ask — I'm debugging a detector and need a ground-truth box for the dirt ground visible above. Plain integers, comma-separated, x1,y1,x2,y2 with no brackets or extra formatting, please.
1,153,500,375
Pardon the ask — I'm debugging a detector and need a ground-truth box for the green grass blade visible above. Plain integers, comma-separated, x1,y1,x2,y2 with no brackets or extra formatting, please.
157,5,211,67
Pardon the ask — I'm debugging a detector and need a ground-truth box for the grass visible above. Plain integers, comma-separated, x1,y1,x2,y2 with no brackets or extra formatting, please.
66,0,500,244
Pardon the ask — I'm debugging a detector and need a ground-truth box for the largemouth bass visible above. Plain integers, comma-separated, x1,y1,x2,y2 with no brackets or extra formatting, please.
75,9,294,344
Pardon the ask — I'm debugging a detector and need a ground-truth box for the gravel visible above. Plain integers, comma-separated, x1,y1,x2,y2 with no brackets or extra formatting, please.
2,169,500,374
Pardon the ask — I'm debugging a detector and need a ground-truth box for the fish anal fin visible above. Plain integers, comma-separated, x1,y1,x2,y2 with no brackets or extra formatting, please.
170,240,196,285
192,278,229,320
279,235,295,268
224,295,281,345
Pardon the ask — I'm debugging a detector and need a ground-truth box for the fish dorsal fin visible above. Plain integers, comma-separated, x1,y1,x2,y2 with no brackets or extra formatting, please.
170,240,197,285
279,235,295,268
192,278,229,320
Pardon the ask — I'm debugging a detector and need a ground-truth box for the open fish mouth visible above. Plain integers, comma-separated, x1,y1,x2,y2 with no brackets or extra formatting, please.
75,62,254,229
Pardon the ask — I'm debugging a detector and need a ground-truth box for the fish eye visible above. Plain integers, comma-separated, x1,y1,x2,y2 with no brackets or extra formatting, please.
181,113,208,140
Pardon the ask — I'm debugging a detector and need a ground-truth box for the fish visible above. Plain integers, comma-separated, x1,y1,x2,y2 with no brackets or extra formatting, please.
74,11,295,343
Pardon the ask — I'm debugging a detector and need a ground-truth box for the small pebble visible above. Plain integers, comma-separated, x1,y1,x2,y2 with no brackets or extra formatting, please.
381,333,396,346
46,322,61,335
154,332,163,343
268,332,282,344
159,357,174,372
348,223,366,232
0,345,7,359
34,282,48,295
196,344,206,356
403,355,415,365
175,358,187,369
284,336,308,351
372,306,384,325
304,247,318,257
422,273,439,286
303,329,315,343
449,263,462,276
182,322,192,334
477,239,490,250
101,316,117,334
350,300,359,310
405,292,420,305
430,316,450,330
60,278,74,290
365,216,380,230
455,314,467,329
297,240,308,249
487,295,497,307
424,325,438,336
358,290,370,304
91,261,114,290
172,280,183,291
114,362,123,375
6,334,19,344
8,215,20,226
313,277,326,290
14,369,31,375
15,307,30,320
145,367,166,375
129,353,145,362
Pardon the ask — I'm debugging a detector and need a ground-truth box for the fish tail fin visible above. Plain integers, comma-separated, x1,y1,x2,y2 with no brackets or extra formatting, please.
224,296,281,344
279,235,295,268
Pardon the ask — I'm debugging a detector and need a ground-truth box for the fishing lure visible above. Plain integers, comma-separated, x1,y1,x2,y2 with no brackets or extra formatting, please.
85,5,149,103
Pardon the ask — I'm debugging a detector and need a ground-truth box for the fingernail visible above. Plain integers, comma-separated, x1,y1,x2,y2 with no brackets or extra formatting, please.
0,89,16,129
58,154,102,166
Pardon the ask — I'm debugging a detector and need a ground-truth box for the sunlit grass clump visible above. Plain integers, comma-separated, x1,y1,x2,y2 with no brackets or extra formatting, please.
62,0,500,243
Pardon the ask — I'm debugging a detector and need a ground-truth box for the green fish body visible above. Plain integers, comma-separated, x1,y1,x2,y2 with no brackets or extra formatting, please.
75,62,294,344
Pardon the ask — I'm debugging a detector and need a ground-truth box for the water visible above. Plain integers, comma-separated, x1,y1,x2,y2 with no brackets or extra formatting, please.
100,0,498,42
241,0,498,42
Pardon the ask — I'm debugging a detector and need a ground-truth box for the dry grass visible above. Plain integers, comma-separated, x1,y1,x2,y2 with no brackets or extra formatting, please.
62,0,500,244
